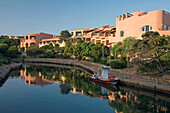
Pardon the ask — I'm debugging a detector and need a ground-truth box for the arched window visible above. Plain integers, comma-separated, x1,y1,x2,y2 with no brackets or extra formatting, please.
30,36,36,40
120,31,124,37
141,25,152,32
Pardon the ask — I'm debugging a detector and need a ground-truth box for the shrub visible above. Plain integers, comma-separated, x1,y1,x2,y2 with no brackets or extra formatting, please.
44,50,53,55
26,45,38,56
26,45,43,56
84,73,89,78
2,60,8,64
2,58,11,64
99,59,107,64
0,43,9,55
107,56,114,59
121,61,127,68
110,61,127,69
110,61,121,69
39,50,55,58
48,43,54,49
6,46,18,58
22,55,26,61
94,59,108,65
20,47,25,52
138,67,145,72
40,45,50,51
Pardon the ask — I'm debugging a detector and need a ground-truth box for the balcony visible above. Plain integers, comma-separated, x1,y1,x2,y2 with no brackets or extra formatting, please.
84,34,92,38
74,36,83,39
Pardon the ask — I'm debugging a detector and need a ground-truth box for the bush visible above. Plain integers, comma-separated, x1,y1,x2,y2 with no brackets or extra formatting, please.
26,45,38,56
110,61,127,69
39,54,55,58
2,58,11,64
38,50,55,58
20,47,25,52
26,45,43,56
36,49,43,54
138,67,145,72
121,61,127,68
40,45,50,51
44,50,53,55
62,54,70,59
94,59,108,65
2,60,8,64
0,43,9,55
107,56,114,59
6,46,18,58
110,61,121,69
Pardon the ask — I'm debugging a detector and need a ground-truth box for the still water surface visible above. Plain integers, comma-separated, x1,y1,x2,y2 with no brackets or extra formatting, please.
0,65,169,113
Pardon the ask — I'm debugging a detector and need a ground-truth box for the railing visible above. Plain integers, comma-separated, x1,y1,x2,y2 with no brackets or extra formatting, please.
84,35,92,38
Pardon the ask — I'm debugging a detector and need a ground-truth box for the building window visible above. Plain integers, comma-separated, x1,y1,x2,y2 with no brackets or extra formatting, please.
120,31,124,37
71,32,73,36
141,25,152,32
76,32,82,36
30,36,36,40
26,36,28,40
126,30,128,34
164,25,170,30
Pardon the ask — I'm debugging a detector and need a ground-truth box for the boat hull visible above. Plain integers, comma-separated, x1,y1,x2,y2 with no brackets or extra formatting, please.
89,79,120,92
89,77,119,85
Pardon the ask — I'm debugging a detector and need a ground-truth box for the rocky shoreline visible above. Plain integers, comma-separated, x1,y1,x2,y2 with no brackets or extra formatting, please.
0,63,22,82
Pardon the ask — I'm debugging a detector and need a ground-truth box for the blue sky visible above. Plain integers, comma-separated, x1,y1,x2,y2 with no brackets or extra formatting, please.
0,0,170,36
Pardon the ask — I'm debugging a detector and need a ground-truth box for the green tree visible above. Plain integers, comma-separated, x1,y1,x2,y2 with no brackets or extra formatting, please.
142,31,160,40
6,46,18,58
60,84,71,95
54,43,60,52
48,43,54,49
60,30,71,42
74,40,84,60
130,32,169,75
0,43,9,55
91,42,103,61
26,45,42,56
0,38,19,47
20,47,25,53
111,42,123,59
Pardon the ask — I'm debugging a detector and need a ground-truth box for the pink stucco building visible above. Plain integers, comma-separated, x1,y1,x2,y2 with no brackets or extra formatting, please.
71,10,170,47
110,10,170,43
20,32,54,48
20,32,65,49
21,10,170,49
71,25,116,47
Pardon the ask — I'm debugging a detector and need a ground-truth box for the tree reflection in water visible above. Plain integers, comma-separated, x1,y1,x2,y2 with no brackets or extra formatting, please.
14,65,170,113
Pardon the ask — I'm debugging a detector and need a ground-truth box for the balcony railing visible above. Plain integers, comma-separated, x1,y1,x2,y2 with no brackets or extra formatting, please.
84,35,92,38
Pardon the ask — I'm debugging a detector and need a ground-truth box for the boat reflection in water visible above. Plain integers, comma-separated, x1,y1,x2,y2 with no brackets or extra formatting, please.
11,65,170,113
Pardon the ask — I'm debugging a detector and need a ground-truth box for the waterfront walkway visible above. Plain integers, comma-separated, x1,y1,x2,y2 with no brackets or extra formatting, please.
11,58,170,94
78,60,170,93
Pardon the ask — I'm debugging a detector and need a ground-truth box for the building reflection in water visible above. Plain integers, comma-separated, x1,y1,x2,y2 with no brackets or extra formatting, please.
20,66,169,113
20,67,64,86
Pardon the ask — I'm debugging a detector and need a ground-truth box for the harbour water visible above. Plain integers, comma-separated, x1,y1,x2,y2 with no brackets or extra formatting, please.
0,65,169,113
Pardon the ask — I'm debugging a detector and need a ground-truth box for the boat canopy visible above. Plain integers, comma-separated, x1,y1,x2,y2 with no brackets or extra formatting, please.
102,66,110,69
